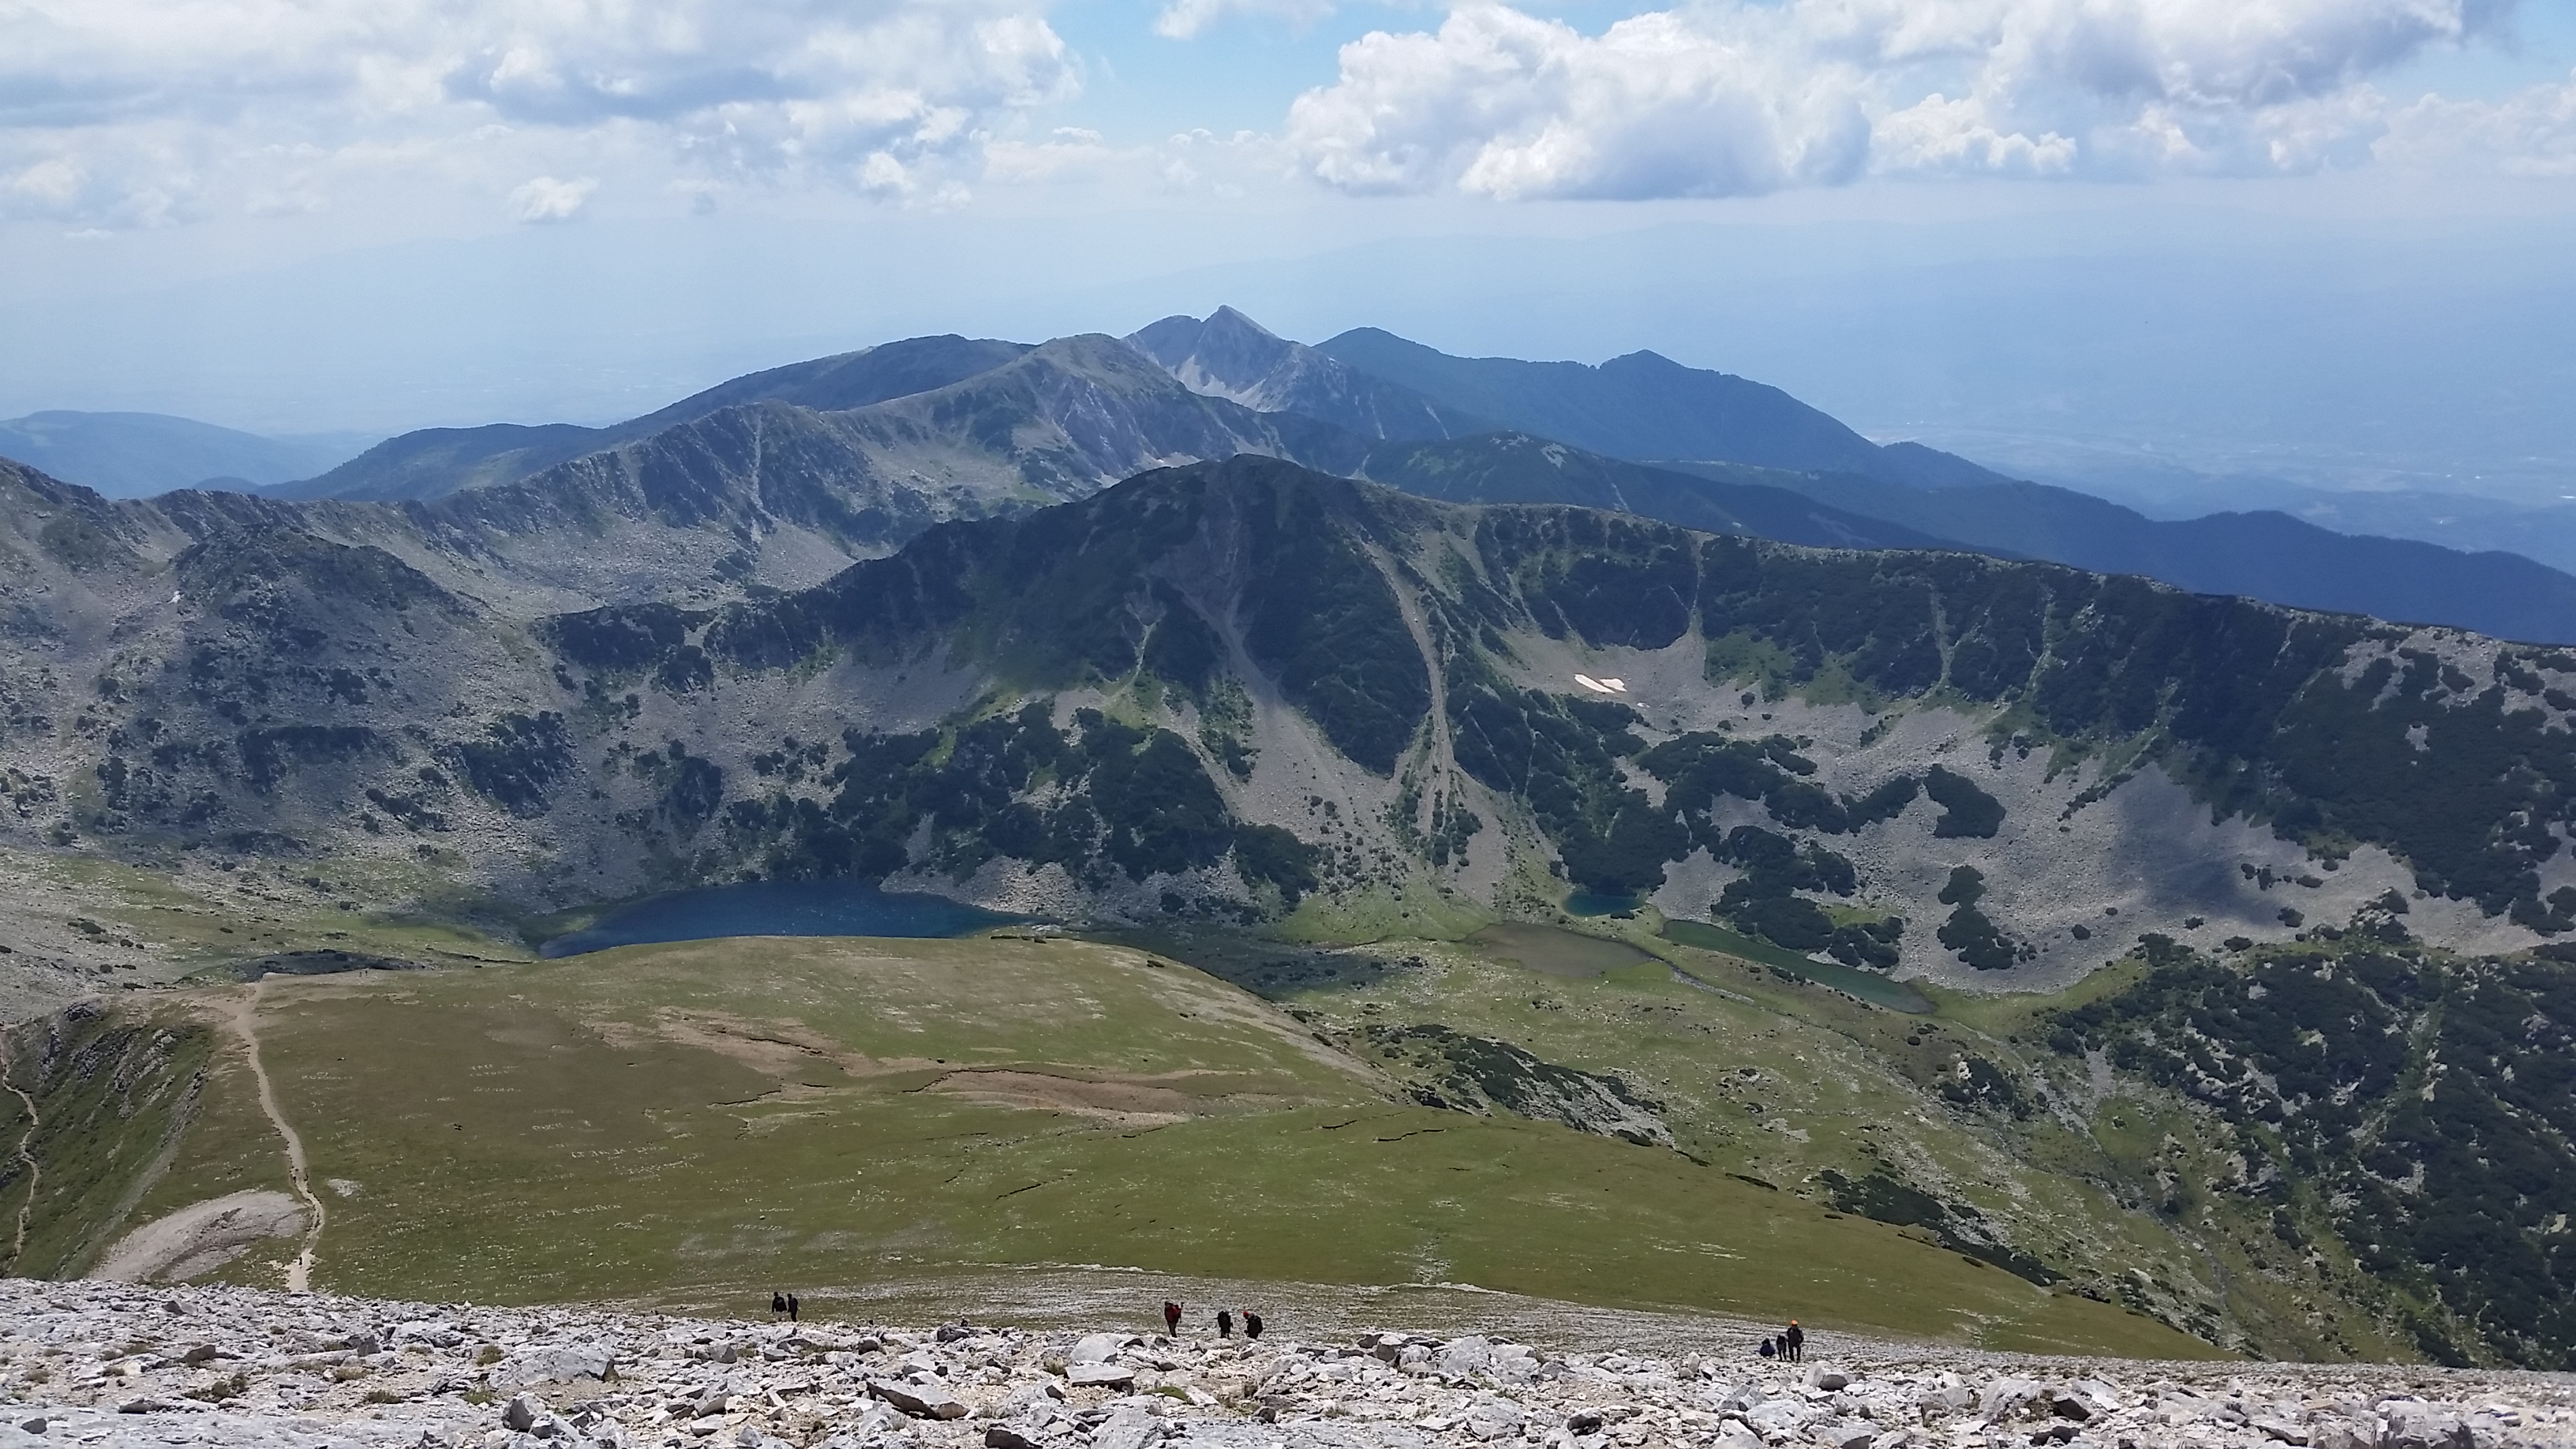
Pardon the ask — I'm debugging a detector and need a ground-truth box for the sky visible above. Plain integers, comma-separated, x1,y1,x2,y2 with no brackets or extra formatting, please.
3,0,2574,497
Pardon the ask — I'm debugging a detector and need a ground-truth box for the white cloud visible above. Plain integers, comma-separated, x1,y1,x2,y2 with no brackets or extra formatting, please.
1153,0,1339,42
1286,0,2536,199
506,174,596,223
0,0,1077,228
2382,68,2576,177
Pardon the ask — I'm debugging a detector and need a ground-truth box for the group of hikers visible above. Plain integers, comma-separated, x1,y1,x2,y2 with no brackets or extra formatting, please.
764,1290,1789,1361
1756,1321,1804,1361
1163,1301,1263,1340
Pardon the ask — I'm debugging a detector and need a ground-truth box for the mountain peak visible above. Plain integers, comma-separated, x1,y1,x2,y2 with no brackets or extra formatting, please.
1601,349,1687,373
1205,304,1279,337
1125,311,1494,444
1122,308,1298,399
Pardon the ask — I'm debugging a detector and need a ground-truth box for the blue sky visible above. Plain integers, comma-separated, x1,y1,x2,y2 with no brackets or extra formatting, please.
2,0,2571,495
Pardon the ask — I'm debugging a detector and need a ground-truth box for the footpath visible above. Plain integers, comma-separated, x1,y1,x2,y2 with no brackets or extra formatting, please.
1,1280,2570,1449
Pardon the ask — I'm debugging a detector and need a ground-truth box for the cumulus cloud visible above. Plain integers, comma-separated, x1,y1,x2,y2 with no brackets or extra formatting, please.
506,174,597,223
2382,68,2576,177
1286,0,2537,199
0,0,1077,227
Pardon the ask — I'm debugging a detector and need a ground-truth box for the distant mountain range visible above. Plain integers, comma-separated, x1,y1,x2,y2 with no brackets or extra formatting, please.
11,307,2576,643
1311,320,1986,489
0,411,371,498
1647,461,2576,649
1148,309,2576,644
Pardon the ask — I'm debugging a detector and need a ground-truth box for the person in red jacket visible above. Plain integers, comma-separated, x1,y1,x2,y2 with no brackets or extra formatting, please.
1163,1301,1183,1338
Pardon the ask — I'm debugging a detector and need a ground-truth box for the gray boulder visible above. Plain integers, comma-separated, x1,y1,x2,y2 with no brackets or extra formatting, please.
871,1380,969,1420
1465,1396,1526,1441
1066,1363,1136,1389
1436,1337,1494,1379
1712,1385,1766,1415
2069,1378,2126,1412
493,1345,614,1390
1809,1421,1875,1449
1746,1400,1822,1436
1977,1378,2046,1421
2383,1402,2471,1449
1923,1384,1973,1416
1093,1406,1163,1449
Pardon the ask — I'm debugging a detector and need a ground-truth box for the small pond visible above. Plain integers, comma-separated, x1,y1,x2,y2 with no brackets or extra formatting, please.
1659,919,1935,1014
1466,922,1658,978
1563,891,1642,918
540,880,1027,958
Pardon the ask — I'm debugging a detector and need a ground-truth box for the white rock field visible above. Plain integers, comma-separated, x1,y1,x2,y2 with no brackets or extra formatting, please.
2,1282,2571,1449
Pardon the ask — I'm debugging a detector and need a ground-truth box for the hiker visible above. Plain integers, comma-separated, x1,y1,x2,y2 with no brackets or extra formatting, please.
1758,1337,1774,1360
1163,1301,1182,1338
1216,1309,1234,1339
771,1292,786,1320
1783,1321,1804,1362
1243,1312,1264,1341
788,1294,800,1324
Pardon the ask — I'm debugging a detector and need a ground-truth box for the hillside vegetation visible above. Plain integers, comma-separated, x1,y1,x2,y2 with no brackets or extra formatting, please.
0,936,2208,1359
13,455,2576,990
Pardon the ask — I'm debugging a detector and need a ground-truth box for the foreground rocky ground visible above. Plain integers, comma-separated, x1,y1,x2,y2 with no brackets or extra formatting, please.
2,1282,2571,1449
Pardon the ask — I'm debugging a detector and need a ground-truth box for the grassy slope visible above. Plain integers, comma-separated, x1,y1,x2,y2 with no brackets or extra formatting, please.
1121,917,2411,1362
40,934,2204,1357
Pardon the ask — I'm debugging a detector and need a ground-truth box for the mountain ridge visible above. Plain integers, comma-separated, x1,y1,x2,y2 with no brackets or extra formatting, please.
107,307,2576,645
1653,459,2576,646
1313,325,1975,488
17,448,2576,970
274,334,1039,503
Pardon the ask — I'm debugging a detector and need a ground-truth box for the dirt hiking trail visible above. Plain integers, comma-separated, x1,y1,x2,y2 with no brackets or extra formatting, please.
230,983,325,1291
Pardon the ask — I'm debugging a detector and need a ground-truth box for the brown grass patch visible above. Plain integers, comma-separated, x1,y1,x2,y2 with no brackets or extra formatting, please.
594,1009,940,1082
919,1070,1215,1126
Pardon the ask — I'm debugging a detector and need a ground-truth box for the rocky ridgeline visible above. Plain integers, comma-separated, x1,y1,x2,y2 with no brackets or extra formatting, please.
2,1282,2572,1449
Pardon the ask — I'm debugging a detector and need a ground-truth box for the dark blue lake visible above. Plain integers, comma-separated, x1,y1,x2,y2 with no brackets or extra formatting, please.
1563,891,1643,918
539,881,1025,957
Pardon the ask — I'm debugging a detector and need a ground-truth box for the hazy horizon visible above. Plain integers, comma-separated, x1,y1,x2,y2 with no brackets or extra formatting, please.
6,0,2574,503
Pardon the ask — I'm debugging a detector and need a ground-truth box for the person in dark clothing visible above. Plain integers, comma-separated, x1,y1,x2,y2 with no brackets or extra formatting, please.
1163,1301,1182,1337
1758,1338,1774,1360
1216,1310,1234,1339
1243,1312,1264,1341
771,1292,787,1320
788,1294,799,1324
1783,1322,1804,1362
